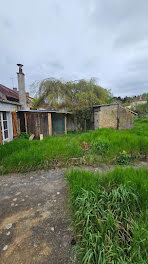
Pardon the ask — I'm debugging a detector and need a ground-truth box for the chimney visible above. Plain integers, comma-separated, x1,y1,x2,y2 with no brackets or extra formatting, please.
26,92,29,97
13,87,17,92
17,64,27,109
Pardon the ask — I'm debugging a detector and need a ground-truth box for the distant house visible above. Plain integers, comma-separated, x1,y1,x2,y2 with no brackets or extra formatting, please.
93,103,137,130
127,95,147,109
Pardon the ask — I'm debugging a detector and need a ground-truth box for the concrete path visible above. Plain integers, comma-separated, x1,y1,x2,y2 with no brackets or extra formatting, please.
0,169,75,264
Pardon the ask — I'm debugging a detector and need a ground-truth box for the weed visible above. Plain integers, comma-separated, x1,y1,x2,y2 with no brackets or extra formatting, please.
0,118,147,174
66,167,148,263
19,132,32,139
91,139,110,155
116,150,132,165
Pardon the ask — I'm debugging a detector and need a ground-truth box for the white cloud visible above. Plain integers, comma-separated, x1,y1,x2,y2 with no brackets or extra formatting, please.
0,0,148,97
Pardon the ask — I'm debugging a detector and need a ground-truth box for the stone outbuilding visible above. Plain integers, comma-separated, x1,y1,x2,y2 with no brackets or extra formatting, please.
93,103,137,130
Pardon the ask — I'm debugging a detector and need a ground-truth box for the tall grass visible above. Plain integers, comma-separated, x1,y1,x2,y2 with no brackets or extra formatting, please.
0,119,147,174
66,167,148,263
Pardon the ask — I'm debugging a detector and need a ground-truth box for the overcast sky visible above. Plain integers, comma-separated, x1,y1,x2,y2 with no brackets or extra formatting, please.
0,0,148,97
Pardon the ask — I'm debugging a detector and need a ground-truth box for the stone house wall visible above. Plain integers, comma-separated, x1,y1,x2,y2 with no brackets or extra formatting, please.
94,104,118,129
94,104,134,130
119,107,134,129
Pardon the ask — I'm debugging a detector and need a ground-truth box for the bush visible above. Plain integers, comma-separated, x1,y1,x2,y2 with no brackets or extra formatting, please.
116,150,132,165
91,139,110,155
19,132,32,139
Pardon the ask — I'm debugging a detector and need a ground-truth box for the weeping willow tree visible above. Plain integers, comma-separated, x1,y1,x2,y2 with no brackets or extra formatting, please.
31,78,112,111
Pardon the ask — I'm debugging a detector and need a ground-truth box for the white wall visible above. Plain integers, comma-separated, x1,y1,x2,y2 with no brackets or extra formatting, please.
0,102,20,112
0,101,20,143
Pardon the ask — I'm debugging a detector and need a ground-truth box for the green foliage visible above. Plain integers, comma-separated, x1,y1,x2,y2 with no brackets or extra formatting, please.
133,102,148,117
131,118,148,137
141,93,148,101
73,108,93,130
31,78,112,110
0,119,147,174
19,132,32,139
91,139,110,155
116,150,132,165
66,167,148,263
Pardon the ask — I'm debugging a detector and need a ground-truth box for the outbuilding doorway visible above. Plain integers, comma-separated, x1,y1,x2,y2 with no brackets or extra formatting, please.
52,113,65,135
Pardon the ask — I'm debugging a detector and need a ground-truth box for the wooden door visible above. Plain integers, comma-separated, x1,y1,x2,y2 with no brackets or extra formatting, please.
12,112,18,138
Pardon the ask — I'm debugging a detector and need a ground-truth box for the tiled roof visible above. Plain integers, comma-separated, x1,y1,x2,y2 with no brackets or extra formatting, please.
0,84,19,100
0,84,31,102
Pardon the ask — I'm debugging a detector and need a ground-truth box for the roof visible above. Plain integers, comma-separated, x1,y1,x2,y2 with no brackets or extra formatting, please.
93,103,137,115
120,106,138,115
17,109,71,114
0,99,21,106
0,84,19,100
0,84,31,103
93,103,118,108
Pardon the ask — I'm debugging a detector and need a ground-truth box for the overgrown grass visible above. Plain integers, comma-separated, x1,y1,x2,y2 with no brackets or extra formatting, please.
66,167,148,263
0,119,147,174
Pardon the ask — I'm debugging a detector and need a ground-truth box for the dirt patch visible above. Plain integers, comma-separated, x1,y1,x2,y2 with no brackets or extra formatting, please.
0,169,75,264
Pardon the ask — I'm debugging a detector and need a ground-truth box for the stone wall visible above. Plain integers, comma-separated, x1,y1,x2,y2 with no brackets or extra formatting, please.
94,104,134,130
119,107,134,129
95,104,118,129
17,72,27,109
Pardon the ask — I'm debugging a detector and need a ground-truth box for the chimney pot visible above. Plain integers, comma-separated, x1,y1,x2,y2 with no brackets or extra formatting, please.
17,63,24,74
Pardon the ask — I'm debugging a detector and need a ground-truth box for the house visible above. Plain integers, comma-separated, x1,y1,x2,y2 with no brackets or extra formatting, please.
0,100,21,144
127,95,147,109
93,103,137,130
18,109,70,137
0,84,32,109
0,64,71,143
0,84,33,144
0,64,31,144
